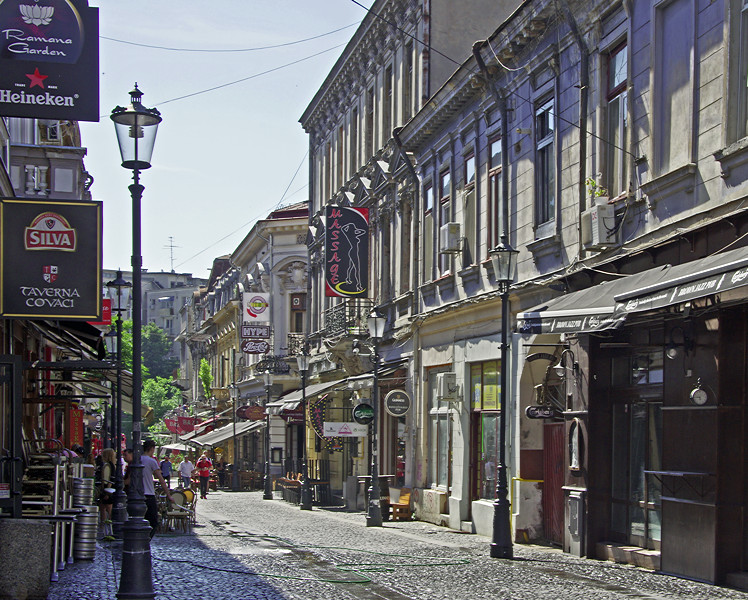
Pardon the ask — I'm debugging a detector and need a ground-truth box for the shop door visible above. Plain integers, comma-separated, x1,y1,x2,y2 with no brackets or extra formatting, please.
0,356,23,518
611,399,663,549
543,422,565,545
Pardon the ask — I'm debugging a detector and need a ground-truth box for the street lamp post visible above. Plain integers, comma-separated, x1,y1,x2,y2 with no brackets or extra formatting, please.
489,241,519,559
105,271,131,538
297,349,312,510
366,309,386,527
111,84,161,599
263,371,273,500
229,380,240,492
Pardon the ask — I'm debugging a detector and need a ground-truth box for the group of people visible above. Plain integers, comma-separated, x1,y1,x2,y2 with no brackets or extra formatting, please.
96,444,230,538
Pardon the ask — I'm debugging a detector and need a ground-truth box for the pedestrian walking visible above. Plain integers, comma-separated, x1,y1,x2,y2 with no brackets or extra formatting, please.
159,455,173,489
215,454,227,488
142,439,172,538
195,451,213,499
97,448,116,536
178,455,194,489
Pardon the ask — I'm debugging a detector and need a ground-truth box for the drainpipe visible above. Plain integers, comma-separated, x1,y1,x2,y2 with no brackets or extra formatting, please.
558,0,590,256
472,44,509,247
392,127,421,490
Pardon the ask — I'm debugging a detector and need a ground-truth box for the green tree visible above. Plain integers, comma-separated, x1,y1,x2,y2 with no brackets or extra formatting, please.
142,322,179,379
199,358,213,398
141,377,181,428
117,318,150,380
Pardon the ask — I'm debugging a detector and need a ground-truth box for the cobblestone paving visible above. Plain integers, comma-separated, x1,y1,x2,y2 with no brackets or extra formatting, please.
47,490,748,600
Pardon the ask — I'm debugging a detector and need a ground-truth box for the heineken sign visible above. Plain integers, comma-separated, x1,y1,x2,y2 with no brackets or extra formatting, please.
0,0,100,121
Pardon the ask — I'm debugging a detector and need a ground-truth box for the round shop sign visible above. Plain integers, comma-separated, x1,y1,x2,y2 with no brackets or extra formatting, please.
384,390,411,417
352,403,374,425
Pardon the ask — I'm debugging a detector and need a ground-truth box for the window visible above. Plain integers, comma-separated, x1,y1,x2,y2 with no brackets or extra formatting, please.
488,138,502,250
423,183,434,282
399,203,412,294
337,125,345,187
438,169,451,276
325,141,332,201
654,0,693,174
535,99,555,226
403,42,413,122
463,153,477,267
738,0,748,139
350,107,358,171
606,44,628,198
470,361,501,500
428,368,452,488
366,87,375,160
383,65,393,139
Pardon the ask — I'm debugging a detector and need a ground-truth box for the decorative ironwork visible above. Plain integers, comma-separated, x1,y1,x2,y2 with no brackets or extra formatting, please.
287,333,305,355
324,299,373,338
255,355,290,375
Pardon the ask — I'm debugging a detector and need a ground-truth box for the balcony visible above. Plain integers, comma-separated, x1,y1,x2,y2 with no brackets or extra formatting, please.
287,333,305,355
323,299,373,339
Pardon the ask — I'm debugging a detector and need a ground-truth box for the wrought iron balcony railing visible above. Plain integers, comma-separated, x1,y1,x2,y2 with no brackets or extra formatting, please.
323,299,373,339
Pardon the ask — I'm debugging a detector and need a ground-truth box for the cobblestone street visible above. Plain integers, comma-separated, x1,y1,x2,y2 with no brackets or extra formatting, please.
46,491,748,600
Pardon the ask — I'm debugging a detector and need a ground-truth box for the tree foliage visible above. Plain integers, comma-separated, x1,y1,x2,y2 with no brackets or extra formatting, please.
142,377,181,428
142,322,179,379
199,358,213,399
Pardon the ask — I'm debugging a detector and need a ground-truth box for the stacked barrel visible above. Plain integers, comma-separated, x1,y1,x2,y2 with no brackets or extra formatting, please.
71,477,97,560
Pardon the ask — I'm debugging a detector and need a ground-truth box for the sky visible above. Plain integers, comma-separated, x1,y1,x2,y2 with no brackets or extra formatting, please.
81,1,373,278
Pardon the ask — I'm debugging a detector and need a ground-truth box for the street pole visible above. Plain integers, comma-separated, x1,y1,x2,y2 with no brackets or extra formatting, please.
111,85,161,599
298,349,312,510
366,309,385,527
489,242,518,559
263,371,273,500
107,270,130,539
231,349,240,492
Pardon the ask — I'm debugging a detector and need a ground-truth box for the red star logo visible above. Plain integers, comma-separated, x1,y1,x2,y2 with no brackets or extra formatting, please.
26,67,48,89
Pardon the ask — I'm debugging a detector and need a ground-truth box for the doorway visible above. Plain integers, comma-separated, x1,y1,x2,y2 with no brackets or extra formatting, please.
610,349,663,550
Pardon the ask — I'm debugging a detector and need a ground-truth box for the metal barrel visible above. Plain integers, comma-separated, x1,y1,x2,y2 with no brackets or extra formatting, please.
73,505,98,560
72,477,96,506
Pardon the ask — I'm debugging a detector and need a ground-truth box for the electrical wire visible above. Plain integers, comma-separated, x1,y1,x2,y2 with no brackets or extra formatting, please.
157,43,346,106
101,22,358,53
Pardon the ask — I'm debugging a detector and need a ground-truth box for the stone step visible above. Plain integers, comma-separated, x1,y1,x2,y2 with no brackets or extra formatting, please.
726,571,748,592
595,541,660,571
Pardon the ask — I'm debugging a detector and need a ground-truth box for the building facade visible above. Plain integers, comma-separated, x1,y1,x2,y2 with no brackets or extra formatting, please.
301,0,748,586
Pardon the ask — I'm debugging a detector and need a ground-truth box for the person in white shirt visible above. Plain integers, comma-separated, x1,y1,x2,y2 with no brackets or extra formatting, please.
178,455,195,489
142,439,172,539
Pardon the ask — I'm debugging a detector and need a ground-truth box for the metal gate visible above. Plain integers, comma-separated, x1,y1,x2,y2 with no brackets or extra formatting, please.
543,422,565,545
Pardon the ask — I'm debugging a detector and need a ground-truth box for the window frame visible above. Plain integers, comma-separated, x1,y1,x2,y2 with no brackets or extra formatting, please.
462,151,477,267
534,97,556,229
605,42,628,199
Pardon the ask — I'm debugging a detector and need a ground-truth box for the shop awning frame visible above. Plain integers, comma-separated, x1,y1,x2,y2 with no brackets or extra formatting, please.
518,247,748,334
189,420,265,447
266,378,347,415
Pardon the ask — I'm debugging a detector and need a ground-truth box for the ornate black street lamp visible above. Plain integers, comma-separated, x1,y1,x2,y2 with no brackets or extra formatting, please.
229,381,240,492
366,308,386,527
111,84,161,599
297,349,312,510
262,371,273,500
489,241,518,559
105,271,131,538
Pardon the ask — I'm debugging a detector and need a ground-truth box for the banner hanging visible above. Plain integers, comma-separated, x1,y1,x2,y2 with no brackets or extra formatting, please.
325,206,369,298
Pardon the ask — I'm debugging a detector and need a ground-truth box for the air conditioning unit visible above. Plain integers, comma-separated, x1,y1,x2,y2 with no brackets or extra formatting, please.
581,203,618,250
439,222,462,254
436,372,458,400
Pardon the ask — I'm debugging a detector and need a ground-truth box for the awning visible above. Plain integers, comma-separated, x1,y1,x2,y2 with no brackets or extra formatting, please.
190,420,265,447
517,247,748,334
160,443,194,454
266,378,346,415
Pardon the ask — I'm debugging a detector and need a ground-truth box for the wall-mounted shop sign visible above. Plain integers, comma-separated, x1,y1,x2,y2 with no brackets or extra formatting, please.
323,421,368,437
384,390,411,417
352,402,374,425
241,339,270,354
0,198,102,319
0,0,99,121
255,355,290,374
525,405,559,419
238,405,265,421
241,324,270,339
242,292,270,323
325,205,369,297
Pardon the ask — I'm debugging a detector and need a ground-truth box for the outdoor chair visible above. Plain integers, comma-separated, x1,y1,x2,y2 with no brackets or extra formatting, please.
164,490,193,533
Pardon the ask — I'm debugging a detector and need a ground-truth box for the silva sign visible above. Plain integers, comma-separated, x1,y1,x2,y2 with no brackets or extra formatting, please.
0,198,102,319
0,0,99,121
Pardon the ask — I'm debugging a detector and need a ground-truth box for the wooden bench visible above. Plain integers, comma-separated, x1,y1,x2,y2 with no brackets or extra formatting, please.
390,488,413,521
